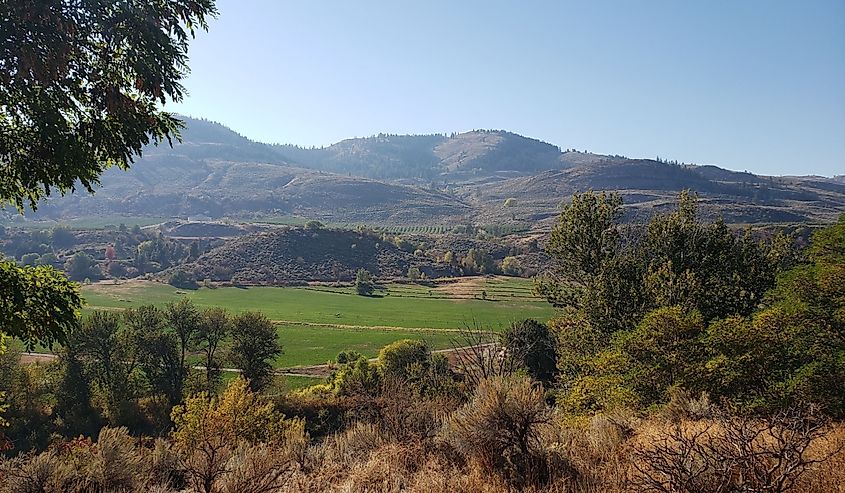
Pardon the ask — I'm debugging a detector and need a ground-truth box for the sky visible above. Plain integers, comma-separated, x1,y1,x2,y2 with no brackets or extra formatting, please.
169,0,845,177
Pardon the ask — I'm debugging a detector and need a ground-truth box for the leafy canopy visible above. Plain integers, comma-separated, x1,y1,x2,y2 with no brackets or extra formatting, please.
535,190,622,307
229,311,283,391
0,0,217,209
171,377,300,449
0,262,82,348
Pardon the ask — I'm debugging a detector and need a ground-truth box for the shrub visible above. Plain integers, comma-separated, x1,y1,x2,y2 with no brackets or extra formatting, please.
378,339,430,381
171,378,305,493
355,268,374,296
168,270,197,290
630,407,839,493
316,421,387,467
501,256,523,276
336,350,364,365
86,427,147,491
500,319,558,384
331,356,381,397
448,376,554,486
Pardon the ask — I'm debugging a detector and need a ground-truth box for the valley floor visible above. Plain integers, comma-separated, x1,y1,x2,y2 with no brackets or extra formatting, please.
77,276,556,369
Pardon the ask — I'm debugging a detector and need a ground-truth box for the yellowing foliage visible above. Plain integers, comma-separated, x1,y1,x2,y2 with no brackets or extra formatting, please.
171,377,302,449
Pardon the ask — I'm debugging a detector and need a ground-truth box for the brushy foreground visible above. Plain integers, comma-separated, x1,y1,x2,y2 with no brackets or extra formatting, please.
2,376,843,493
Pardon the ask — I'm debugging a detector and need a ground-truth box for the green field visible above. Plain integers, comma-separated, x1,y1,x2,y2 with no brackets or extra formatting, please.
82,278,554,330
273,325,458,367
81,277,556,368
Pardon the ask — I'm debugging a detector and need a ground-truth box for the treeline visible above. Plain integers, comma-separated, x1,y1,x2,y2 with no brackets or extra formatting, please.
536,191,844,417
1,224,212,282
0,300,281,451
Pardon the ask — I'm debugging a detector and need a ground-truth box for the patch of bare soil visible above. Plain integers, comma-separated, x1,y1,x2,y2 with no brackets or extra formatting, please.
434,276,487,298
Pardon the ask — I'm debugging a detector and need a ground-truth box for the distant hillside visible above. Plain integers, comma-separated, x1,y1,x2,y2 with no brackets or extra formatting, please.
474,160,845,224
24,117,845,226
30,118,471,224
150,117,288,165
274,129,574,179
182,227,457,284
433,130,565,176
276,134,446,179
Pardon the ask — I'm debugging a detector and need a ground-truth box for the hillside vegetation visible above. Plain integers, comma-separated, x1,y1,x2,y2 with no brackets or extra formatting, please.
16,117,845,226
182,227,456,284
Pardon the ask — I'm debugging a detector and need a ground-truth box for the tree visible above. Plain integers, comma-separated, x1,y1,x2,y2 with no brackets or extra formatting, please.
542,191,779,334
1,0,217,210
36,252,58,266
535,190,622,308
501,319,558,384
20,253,39,266
504,197,517,220
0,345,55,451
619,307,706,405
169,270,198,289
136,329,182,406
393,236,415,252
355,268,375,296
407,266,421,281
637,191,775,321
104,245,117,261
194,308,231,393
0,262,82,348
125,305,182,406
64,251,101,282
229,312,282,391
165,298,201,396
70,311,137,424
463,248,495,274
50,226,75,249
53,348,101,438
188,241,200,260
0,0,215,350
378,339,430,381
702,215,845,416
501,256,523,276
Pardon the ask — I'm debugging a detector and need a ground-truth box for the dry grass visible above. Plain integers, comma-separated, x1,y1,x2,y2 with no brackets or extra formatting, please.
277,403,845,493
2,403,844,493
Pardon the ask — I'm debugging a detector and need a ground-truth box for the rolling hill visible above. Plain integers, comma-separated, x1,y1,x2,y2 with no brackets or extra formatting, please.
180,227,457,284
21,117,845,227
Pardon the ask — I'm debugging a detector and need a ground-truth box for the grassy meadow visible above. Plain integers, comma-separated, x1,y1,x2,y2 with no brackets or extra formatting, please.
79,276,556,369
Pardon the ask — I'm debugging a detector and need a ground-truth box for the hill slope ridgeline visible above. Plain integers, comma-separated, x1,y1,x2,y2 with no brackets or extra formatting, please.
182,227,457,284
24,117,845,226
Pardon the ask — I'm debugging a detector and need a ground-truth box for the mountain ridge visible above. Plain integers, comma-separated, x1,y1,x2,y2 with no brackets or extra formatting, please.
21,117,845,226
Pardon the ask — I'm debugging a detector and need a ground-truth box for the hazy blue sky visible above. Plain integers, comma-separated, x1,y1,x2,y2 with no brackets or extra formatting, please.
170,0,845,177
